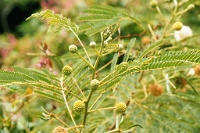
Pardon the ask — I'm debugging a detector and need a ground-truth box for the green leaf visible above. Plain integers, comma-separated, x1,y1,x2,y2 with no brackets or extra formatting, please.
27,9,79,33
123,38,136,62
111,53,119,72
140,50,200,70
139,39,164,60
78,5,141,36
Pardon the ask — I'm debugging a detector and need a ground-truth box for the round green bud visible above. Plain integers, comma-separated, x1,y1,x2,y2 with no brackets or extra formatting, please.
52,126,68,133
90,41,96,48
115,102,127,114
150,0,158,8
90,79,100,90
118,44,124,51
187,4,195,10
69,44,77,53
172,22,183,31
62,65,72,76
73,100,85,113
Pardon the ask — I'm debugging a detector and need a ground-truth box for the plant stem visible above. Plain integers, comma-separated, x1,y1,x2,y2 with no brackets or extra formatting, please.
116,115,119,129
69,27,92,64
76,52,94,69
60,76,78,131
71,76,86,99
81,36,105,131
51,114,70,128
161,3,178,38
148,24,157,41
89,91,106,110
89,107,115,113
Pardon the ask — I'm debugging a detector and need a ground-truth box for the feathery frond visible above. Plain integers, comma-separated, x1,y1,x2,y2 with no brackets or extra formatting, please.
27,9,79,33
78,5,141,36
140,50,200,70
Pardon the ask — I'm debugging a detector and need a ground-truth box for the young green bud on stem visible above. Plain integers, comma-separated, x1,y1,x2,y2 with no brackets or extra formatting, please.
73,100,85,113
90,41,96,48
150,0,158,8
115,102,127,114
62,65,72,76
90,79,100,90
69,44,78,53
172,22,183,31
118,44,124,51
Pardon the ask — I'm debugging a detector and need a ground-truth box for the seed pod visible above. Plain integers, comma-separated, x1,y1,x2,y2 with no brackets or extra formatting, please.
69,44,77,53
150,0,158,8
172,22,183,31
73,100,85,113
149,84,164,97
90,79,100,90
52,126,68,133
62,65,72,76
115,102,127,114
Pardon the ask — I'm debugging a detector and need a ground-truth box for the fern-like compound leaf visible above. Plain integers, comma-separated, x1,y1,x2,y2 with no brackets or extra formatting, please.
27,9,79,33
78,5,140,36
140,50,200,70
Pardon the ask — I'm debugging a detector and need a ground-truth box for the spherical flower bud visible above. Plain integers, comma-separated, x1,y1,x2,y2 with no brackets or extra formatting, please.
172,22,183,31
118,44,124,51
141,36,151,45
62,65,72,76
52,126,68,133
90,41,96,48
69,44,77,53
174,25,193,41
90,79,100,90
194,65,200,75
148,84,164,97
187,4,195,10
73,100,85,113
188,68,195,76
150,0,158,8
115,102,127,114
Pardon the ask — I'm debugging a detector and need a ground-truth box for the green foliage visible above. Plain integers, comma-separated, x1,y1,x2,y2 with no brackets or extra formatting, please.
27,9,79,33
78,5,142,36
140,50,200,70
1,1,200,133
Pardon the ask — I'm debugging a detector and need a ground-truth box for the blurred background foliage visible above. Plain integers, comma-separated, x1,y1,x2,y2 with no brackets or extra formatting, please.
0,0,200,132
